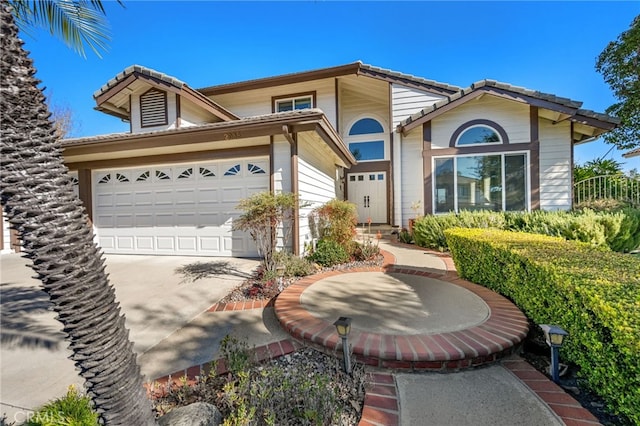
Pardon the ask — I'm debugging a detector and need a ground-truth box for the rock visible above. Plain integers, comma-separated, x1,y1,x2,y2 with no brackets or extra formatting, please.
158,402,222,426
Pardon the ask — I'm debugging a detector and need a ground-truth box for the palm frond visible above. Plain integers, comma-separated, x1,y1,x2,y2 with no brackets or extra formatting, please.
8,0,119,58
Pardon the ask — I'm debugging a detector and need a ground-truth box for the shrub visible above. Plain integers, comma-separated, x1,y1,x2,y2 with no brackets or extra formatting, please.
609,207,640,252
25,385,98,426
273,251,315,277
233,192,298,273
307,239,350,267
445,228,640,423
397,228,413,244
350,240,380,261
413,209,640,253
413,210,504,251
309,199,358,249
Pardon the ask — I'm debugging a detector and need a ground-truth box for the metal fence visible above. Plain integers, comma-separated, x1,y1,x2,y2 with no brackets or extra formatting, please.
574,175,640,208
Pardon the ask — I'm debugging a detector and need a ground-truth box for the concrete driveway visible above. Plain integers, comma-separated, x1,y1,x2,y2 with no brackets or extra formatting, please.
0,252,259,423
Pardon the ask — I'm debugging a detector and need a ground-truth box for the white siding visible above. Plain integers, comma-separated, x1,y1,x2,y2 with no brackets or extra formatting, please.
297,134,339,254
391,84,445,128
431,96,530,149
273,137,291,194
539,119,572,210
130,91,178,133
180,100,215,127
210,79,337,126
400,129,424,226
340,84,388,136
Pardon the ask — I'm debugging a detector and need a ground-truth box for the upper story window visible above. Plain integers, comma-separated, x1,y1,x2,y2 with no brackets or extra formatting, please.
349,118,384,135
275,94,314,112
456,125,501,146
140,88,168,128
347,117,386,162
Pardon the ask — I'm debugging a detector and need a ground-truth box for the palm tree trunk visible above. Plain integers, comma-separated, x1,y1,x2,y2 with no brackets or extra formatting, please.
0,3,156,425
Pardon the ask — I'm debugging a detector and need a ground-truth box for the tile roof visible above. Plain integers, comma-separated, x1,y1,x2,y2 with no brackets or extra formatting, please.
399,79,619,132
357,62,462,93
198,61,461,96
94,65,185,99
62,109,328,146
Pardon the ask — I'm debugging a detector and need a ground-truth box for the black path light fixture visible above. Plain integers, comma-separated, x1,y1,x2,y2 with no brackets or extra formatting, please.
334,316,353,374
539,324,569,383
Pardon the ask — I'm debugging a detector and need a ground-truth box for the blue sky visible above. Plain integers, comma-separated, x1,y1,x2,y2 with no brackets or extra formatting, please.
21,1,640,172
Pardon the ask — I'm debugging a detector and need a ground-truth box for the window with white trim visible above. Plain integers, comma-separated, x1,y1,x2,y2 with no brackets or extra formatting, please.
433,152,528,213
456,125,501,146
346,117,386,161
275,95,313,112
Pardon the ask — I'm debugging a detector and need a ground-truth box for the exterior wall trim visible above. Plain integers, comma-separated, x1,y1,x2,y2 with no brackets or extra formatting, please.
271,91,317,111
422,122,432,216
66,145,271,171
530,106,540,210
449,119,510,147
291,134,300,255
345,161,391,224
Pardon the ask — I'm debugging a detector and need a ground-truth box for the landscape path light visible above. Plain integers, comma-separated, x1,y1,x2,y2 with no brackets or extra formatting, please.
334,316,353,374
539,324,568,383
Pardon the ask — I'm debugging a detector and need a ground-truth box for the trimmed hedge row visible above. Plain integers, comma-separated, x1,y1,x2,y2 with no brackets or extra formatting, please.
412,208,640,253
444,228,640,424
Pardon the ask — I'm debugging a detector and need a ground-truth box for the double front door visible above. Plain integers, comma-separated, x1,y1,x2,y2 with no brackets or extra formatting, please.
347,171,387,224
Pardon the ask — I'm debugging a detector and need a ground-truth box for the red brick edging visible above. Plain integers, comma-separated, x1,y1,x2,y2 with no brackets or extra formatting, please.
274,257,529,371
152,245,599,425
147,339,301,398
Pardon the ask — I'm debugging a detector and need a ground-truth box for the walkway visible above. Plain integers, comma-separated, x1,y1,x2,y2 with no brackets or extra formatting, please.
150,240,602,425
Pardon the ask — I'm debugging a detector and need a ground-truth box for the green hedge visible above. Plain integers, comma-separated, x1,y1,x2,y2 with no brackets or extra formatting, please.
412,208,640,253
444,228,640,423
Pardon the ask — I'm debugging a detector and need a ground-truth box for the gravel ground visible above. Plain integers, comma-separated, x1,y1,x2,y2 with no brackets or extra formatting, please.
154,347,368,425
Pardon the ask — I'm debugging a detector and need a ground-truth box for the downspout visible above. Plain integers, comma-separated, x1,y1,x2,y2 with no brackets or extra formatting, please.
283,125,300,256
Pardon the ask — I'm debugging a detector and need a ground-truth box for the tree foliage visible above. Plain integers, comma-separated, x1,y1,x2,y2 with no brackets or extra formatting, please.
8,0,121,57
2,2,156,424
574,158,624,183
232,192,298,272
596,15,640,151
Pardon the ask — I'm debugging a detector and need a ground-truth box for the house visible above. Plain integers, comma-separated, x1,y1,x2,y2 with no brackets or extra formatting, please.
623,147,640,158
1,62,618,257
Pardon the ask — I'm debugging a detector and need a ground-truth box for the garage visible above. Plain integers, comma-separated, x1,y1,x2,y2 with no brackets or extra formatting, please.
93,158,268,257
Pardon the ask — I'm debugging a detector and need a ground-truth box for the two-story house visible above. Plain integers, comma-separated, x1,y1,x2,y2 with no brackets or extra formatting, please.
3,62,615,257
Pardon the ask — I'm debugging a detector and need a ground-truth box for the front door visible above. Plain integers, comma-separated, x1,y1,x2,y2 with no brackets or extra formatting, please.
347,171,387,223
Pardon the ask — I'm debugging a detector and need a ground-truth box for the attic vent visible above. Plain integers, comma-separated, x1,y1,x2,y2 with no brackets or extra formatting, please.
140,89,168,127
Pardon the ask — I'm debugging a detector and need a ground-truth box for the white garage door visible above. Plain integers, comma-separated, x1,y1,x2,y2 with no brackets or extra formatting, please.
93,158,269,257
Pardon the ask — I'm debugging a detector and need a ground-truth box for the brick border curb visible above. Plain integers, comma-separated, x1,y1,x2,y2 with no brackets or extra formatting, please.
274,251,529,371
503,357,602,425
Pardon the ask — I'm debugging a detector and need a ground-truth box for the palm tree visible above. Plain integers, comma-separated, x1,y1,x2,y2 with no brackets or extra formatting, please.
0,1,156,424
8,0,118,57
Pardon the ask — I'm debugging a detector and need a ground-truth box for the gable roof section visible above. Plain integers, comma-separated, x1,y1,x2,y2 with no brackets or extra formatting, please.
198,61,461,97
623,147,640,158
398,80,619,143
95,65,239,122
62,109,356,167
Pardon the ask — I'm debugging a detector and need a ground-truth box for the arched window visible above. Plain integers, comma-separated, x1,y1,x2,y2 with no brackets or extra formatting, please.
347,117,386,161
456,125,501,146
349,118,384,136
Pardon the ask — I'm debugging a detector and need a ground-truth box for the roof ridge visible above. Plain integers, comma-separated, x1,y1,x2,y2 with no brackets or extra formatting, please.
94,65,186,99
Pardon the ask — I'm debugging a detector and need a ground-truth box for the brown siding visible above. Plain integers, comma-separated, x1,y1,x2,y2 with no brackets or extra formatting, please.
530,106,540,210
66,145,270,171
